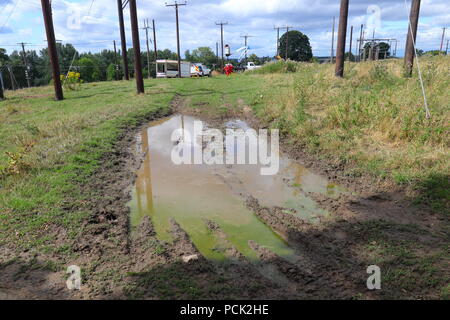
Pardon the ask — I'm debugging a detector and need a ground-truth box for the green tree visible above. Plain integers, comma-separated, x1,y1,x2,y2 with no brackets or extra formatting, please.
76,57,100,82
185,47,217,68
345,52,356,61
248,54,261,65
0,48,9,64
424,50,445,56
106,63,117,81
279,30,313,61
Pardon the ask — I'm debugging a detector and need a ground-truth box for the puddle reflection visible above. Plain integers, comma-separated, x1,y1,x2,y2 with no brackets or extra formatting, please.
128,115,343,261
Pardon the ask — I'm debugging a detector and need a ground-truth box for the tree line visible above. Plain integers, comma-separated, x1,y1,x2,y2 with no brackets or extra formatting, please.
0,43,180,90
0,30,318,89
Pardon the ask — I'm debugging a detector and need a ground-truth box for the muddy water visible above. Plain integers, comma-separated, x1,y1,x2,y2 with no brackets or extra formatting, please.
128,115,343,261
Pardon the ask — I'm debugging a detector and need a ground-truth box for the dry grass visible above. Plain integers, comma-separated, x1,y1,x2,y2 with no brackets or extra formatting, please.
251,56,449,210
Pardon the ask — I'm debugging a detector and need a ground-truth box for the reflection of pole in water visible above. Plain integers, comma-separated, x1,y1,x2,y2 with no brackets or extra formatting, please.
290,162,306,188
136,128,155,219
181,115,185,143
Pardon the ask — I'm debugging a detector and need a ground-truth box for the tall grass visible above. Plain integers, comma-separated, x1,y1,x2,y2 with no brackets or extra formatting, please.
252,57,449,210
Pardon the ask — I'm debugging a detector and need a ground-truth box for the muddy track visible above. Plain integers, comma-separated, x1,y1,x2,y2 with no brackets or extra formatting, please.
1,95,448,300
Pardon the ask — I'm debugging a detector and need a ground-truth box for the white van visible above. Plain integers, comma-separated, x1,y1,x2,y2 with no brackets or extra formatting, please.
156,60,191,78
190,64,203,77
194,63,211,77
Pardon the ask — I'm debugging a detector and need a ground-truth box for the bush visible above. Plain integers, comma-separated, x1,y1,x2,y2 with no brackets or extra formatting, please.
249,61,301,74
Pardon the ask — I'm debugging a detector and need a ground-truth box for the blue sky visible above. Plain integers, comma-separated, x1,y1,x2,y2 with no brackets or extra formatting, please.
0,0,449,58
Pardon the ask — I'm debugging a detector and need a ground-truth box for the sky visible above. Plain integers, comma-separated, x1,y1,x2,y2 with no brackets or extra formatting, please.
0,0,449,59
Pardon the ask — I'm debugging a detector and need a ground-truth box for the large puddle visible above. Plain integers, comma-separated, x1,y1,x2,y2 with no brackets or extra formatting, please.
128,115,343,262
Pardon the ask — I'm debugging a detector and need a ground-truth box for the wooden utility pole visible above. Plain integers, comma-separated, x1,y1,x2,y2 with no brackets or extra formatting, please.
446,39,449,55
358,24,364,62
274,27,280,57
142,19,152,79
348,25,353,61
152,19,158,77
330,17,335,63
439,27,446,54
129,0,144,93
0,70,4,100
404,0,421,77
166,1,187,78
113,40,119,80
41,0,63,100
335,0,349,77
117,0,130,80
216,21,228,71
216,42,219,59
19,43,31,88
285,26,291,60
7,66,16,91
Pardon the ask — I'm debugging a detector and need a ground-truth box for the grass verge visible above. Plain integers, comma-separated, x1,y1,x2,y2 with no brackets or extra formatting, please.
249,57,449,212
0,80,174,255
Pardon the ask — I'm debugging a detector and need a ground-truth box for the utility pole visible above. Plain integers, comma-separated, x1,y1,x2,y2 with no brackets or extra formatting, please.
274,27,280,57
439,27,446,54
7,66,16,91
404,0,421,77
446,39,449,55
216,21,228,71
348,25,353,61
142,19,152,79
358,24,364,62
113,40,119,80
335,0,349,77
0,69,4,100
40,0,63,100
19,43,31,88
129,0,144,93
152,19,158,77
216,42,219,59
240,34,254,61
285,26,291,60
166,1,187,78
117,0,130,80
330,17,335,63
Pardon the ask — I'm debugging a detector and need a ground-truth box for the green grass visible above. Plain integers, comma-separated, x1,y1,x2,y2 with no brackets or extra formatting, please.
0,75,266,260
248,57,449,212
354,219,449,299
0,79,174,254
0,58,448,260
168,74,265,117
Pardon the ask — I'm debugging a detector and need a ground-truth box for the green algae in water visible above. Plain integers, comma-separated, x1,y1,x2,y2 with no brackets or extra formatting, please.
128,115,340,261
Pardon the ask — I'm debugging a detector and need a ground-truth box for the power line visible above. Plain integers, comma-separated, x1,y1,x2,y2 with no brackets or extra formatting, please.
142,18,152,78
215,21,228,70
64,0,96,83
0,0,20,33
129,0,144,93
117,0,129,80
403,0,430,119
166,1,187,78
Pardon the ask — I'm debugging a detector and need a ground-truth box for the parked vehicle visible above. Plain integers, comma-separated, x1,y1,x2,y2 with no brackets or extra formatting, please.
156,60,191,78
244,62,261,71
190,64,203,77
195,63,211,77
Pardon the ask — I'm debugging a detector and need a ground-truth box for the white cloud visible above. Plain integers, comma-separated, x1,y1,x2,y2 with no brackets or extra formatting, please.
0,0,448,56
